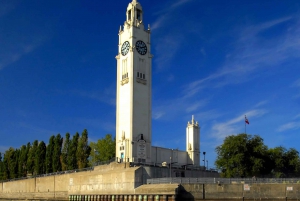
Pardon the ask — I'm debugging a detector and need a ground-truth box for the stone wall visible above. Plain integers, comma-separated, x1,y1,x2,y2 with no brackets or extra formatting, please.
180,183,300,200
7,162,299,201
0,162,140,200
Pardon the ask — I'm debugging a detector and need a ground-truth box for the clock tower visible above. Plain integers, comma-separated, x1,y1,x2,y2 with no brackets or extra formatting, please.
115,0,152,163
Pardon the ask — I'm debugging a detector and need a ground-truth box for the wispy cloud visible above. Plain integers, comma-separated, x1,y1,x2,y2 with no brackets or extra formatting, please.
154,34,184,71
292,78,300,87
277,121,300,132
153,16,299,122
153,97,208,120
0,37,46,71
71,86,115,106
151,0,194,70
295,114,300,119
254,100,268,108
183,16,300,97
0,0,19,17
74,118,115,133
152,0,193,24
193,110,222,123
211,109,267,140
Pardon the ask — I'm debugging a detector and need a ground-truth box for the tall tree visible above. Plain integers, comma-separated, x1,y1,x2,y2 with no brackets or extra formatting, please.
18,144,28,178
0,152,4,180
76,129,91,169
52,134,63,172
4,148,18,179
46,135,55,173
68,132,79,170
61,133,70,171
269,147,300,178
2,153,9,180
215,134,269,178
27,141,38,175
90,134,116,166
35,141,46,175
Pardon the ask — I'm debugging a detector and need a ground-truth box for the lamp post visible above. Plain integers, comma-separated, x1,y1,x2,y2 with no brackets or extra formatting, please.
170,157,172,179
206,160,208,170
203,152,206,169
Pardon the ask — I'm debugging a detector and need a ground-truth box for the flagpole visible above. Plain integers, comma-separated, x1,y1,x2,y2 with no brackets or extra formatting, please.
245,118,246,134
245,115,246,134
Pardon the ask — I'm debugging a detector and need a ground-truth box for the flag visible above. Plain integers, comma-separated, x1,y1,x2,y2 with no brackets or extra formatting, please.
245,115,249,124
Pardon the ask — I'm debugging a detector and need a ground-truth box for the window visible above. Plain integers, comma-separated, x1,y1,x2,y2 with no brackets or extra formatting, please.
128,10,131,21
137,9,141,20
143,74,145,79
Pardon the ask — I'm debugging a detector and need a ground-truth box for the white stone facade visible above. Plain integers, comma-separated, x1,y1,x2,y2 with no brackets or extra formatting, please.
116,0,152,163
115,0,200,167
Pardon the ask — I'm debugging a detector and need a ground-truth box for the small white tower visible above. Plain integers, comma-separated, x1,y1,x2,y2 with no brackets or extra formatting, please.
186,115,200,166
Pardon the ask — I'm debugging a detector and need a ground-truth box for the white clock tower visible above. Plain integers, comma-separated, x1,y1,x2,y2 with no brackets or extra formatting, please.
115,0,152,163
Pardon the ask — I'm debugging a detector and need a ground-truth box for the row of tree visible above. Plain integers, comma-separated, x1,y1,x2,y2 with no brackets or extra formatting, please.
0,129,91,180
215,134,300,178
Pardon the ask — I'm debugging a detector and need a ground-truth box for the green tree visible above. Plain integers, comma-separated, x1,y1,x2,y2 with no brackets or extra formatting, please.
0,152,4,180
2,154,9,180
46,136,55,173
61,133,70,171
68,132,79,170
4,147,18,179
53,134,63,172
0,152,3,179
35,141,46,175
90,134,116,165
18,144,28,178
284,148,300,177
76,129,91,169
27,140,38,175
269,147,300,178
215,134,269,178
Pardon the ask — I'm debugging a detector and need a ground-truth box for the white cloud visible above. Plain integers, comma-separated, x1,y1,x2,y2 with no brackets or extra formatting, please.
153,111,165,120
154,33,184,71
254,100,268,108
182,16,300,95
0,0,19,17
153,97,208,120
295,114,300,119
211,109,267,140
277,121,300,132
193,110,222,122
170,0,192,9
151,0,194,70
186,101,206,113
152,0,192,20
71,86,115,106
292,79,300,87
0,38,46,71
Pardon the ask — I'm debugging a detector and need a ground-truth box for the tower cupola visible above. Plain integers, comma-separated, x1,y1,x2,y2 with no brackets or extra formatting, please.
126,0,144,27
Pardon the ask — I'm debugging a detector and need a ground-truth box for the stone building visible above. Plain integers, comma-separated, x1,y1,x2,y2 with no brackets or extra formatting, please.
115,0,200,167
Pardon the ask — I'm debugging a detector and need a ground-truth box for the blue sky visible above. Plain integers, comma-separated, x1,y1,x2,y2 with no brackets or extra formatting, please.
1,0,300,168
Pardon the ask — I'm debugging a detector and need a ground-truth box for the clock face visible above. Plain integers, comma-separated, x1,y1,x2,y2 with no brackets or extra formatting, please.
121,41,130,56
136,40,147,55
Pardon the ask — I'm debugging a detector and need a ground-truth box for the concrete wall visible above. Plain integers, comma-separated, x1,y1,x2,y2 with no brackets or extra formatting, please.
9,162,299,201
0,162,140,200
151,146,188,166
179,183,300,200
143,166,219,179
